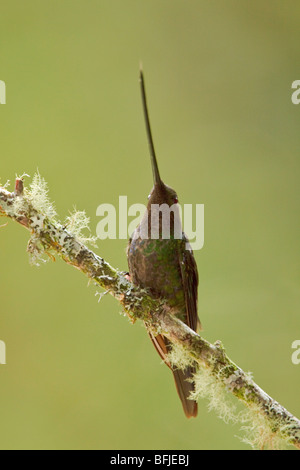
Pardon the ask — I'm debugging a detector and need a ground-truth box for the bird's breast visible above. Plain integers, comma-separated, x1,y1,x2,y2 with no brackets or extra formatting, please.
127,229,186,315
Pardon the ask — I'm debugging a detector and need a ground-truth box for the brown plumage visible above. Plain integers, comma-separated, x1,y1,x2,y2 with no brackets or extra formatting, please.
127,70,200,417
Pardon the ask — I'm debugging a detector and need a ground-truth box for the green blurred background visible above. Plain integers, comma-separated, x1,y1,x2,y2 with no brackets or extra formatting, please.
0,0,299,450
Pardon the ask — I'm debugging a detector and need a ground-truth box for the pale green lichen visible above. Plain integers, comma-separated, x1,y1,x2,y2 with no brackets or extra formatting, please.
16,172,30,182
167,342,196,371
0,178,10,189
27,233,49,266
65,208,97,247
95,289,110,303
239,404,287,450
27,172,57,221
193,366,288,448
11,172,97,265
192,365,239,424
12,172,56,223
168,343,289,449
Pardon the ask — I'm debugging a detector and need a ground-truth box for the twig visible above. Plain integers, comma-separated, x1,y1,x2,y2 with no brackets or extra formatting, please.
0,177,299,450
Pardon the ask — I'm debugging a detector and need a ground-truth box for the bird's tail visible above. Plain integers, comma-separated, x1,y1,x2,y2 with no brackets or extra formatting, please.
148,330,198,418
172,366,198,418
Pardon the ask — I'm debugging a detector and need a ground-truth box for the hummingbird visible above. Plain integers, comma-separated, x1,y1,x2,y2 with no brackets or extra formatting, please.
127,69,200,418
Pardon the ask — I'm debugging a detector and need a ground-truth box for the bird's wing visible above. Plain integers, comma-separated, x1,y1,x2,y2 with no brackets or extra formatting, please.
177,235,201,332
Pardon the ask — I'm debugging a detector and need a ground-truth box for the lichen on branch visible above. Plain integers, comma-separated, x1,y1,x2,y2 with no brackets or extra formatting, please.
0,173,299,450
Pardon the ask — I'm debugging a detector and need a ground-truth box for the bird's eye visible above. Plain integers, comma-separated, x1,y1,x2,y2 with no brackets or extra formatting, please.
174,197,178,204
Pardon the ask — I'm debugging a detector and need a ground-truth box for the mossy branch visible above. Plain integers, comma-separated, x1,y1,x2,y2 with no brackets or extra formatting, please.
0,175,299,450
